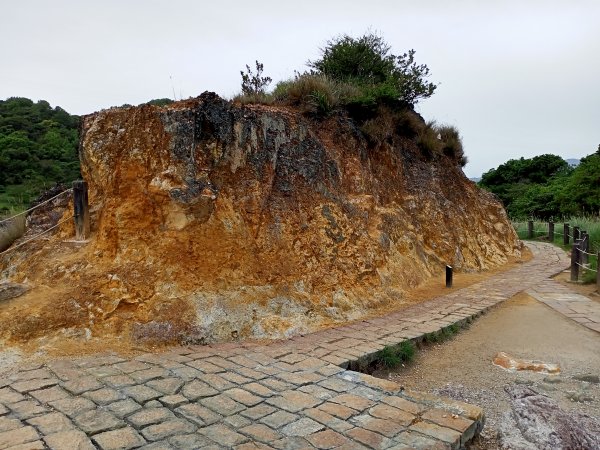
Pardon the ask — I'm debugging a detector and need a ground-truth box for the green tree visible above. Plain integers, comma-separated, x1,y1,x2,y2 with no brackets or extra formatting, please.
308,33,436,106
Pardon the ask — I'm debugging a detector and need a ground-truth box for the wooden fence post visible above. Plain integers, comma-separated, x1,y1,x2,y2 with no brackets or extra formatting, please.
570,240,581,282
73,180,90,240
527,220,534,239
563,223,570,245
597,251,600,291
581,232,589,265
573,226,580,241
548,221,554,242
446,265,453,288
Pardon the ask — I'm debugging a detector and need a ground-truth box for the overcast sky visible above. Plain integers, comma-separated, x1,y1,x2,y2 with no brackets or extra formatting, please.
2,0,599,177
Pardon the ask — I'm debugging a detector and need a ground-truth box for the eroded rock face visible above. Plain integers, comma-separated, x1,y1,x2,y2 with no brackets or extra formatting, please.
1,93,521,345
500,386,600,449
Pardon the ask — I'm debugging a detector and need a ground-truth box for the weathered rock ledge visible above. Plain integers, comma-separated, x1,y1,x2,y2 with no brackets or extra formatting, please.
1,92,521,345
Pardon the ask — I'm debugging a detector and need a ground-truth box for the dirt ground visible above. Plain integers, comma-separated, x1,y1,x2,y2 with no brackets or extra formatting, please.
374,290,600,448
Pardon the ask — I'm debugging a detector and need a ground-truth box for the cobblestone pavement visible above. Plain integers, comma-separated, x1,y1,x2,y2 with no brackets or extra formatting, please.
528,279,600,333
0,243,569,449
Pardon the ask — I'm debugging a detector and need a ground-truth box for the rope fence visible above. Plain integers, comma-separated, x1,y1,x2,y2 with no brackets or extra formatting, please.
0,181,90,257
0,188,73,225
514,219,599,288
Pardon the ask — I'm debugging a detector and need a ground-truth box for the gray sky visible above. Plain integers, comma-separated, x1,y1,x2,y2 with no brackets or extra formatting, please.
2,0,599,177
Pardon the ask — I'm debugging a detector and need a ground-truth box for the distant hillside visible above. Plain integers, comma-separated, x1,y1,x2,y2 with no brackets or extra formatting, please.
0,97,80,213
479,152,600,219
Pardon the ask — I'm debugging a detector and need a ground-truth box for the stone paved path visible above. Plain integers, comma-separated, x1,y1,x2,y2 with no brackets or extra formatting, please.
0,243,570,450
528,279,600,333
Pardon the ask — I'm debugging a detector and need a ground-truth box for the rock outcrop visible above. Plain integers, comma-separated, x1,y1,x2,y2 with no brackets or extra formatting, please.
1,92,521,345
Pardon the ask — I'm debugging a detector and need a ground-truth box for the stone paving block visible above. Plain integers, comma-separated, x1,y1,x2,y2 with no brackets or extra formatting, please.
168,433,213,449
169,366,202,380
200,373,236,391
43,430,95,450
0,416,22,432
92,426,147,450
271,436,317,449
299,384,337,401
130,368,170,384
239,423,282,442
0,387,26,403
127,407,174,428
146,378,183,395
346,427,391,448
302,408,355,433
87,366,123,378
76,355,126,368
390,431,447,450
141,419,197,441
84,387,126,405
422,408,474,432
266,390,322,412
260,410,298,429
224,413,253,428
181,380,218,400
185,359,224,373
329,393,375,411
7,440,46,450
205,356,239,370
30,385,71,403
306,429,351,448
409,421,462,446
158,394,188,408
106,399,143,418
381,396,427,415
175,403,222,426
0,425,40,448
137,441,173,450
114,361,150,374
199,423,249,447
61,376,104,395
0,403,7,415
235,442,275,450
233,367,268,381
9,368,54,382
27,411,74,434
72,408,124,434
224,387,264,406
7,399,49,420
122,385,162,404
369,404,416,426
49,397,96,417
317,378,356,393
104,375,137,388
282,417,325,437
276,371,324,386
201,393,245,416
244,382,275,398
221,371,253,385
351,414,403,438
240,403,276,420
317,401,357,420
228,355,260,369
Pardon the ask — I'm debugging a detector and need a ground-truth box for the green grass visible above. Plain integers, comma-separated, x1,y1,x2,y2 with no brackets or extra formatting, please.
513,217,599,283
376,341,416,369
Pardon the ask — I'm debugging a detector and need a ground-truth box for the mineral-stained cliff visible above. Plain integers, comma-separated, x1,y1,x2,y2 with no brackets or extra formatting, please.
0,92,521,345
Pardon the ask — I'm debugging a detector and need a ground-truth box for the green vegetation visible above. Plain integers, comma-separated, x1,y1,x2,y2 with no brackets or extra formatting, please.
513,217,599,283
235,33,466,167
480,149,600,219
376,340,416,369
0,97,80,214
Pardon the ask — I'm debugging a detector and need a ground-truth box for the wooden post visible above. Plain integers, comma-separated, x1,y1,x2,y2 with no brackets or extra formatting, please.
446,265,453,288
563,223,570,245
570,240,580,282
73,180,90,240
596,251,600,291
548,221,554,242
581,232,589,265
573,226,580,241
527,220,534,239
